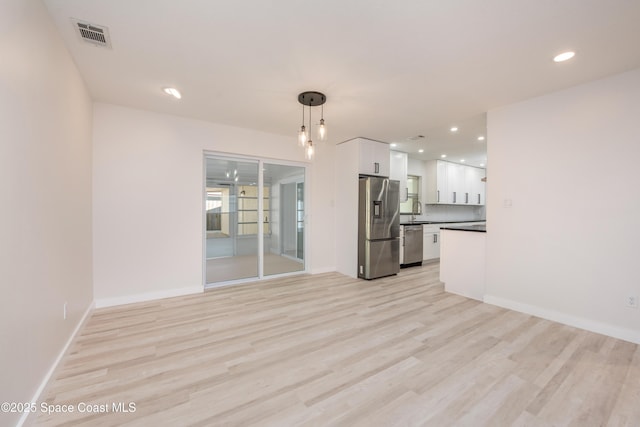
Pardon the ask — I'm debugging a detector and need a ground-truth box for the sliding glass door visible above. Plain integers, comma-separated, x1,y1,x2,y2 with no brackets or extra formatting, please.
205,155,305,286
263,163,305,276
205,158,259,283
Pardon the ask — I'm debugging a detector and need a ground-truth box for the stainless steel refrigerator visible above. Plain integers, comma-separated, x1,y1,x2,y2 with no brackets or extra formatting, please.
358,176,400,279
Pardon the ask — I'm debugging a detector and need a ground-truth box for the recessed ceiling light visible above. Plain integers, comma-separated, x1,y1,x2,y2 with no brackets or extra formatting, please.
477,136,485,141
163,87,182,99
441,154,447,158
460,159,465,163
553,51,575,63
418,149,424,153
450,127,458,132
390,143,397,147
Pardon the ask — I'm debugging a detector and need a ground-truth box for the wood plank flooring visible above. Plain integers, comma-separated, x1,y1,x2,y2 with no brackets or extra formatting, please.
36,263,640,426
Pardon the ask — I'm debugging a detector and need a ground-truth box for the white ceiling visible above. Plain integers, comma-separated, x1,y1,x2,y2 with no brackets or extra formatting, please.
43,0,640,167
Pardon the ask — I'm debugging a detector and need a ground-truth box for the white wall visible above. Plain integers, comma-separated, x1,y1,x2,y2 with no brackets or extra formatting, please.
486,67,640,344
93,104,335,305
335,140,360,277
0,0,93,425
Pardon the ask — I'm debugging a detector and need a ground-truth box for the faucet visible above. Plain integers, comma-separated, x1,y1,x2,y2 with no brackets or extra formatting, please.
411,199,422,223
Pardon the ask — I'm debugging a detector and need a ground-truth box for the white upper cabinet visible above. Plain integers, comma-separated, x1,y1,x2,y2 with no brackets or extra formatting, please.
465,167,486,205
425,160,448,203
446,162,465,204
425,160,485,205
389,151,408,202
358,138,390,177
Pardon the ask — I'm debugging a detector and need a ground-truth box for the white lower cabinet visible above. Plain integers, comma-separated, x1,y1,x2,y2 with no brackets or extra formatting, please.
423,225,440,261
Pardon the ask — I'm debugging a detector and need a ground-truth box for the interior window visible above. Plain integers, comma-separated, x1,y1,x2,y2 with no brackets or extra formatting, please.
400,175,420,214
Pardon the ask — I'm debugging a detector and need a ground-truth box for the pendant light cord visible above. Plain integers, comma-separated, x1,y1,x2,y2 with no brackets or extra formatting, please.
308,98,312,142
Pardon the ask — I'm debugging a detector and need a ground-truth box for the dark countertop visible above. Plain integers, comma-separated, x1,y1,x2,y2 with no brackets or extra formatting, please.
440,224,486,233
399,220,486,226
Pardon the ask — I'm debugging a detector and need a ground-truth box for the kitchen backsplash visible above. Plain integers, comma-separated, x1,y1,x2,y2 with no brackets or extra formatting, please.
401,204,485,223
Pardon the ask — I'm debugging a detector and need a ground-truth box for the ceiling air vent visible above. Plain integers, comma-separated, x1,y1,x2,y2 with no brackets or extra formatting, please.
71,19,112,49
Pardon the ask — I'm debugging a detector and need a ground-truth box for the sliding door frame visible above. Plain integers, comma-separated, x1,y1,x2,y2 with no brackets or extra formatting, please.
202,151,309,289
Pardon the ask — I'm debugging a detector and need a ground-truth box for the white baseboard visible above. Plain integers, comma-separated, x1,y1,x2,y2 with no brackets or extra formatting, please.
17,301,95,427
311,266,337,275
94,286,203,309
484,295,640,345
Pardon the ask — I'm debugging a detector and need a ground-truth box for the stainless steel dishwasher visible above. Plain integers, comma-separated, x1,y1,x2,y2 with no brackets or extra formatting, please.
401,224,423,267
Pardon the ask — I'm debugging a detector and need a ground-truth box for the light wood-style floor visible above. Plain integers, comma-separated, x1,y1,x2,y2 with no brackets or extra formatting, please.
37,264,640,426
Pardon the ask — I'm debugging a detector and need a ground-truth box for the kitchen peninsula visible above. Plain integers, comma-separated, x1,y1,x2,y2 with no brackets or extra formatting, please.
439,224,487,301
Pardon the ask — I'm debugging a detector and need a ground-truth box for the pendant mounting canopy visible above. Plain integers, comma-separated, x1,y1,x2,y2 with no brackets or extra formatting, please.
298,91,326,107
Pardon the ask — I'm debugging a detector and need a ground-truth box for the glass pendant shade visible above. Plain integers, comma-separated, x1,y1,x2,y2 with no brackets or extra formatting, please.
305,141,314,160
298,125,307,147
318,118,327,141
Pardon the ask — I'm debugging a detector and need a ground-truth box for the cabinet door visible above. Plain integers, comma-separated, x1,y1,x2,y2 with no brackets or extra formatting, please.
425,160,449,204
358,139,375,175
464,167,477,205
436,161,448,203
425,161,437,204
374,142,390,177
358,139,389,176
468,167,486,205
423,231,441,260
476,169,486,205
390,151,408,202
446,162,465,204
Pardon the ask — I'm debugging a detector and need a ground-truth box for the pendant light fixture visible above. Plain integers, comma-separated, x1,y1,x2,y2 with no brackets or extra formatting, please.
297,104,307,147
297,91,327,160
318,104,327,141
